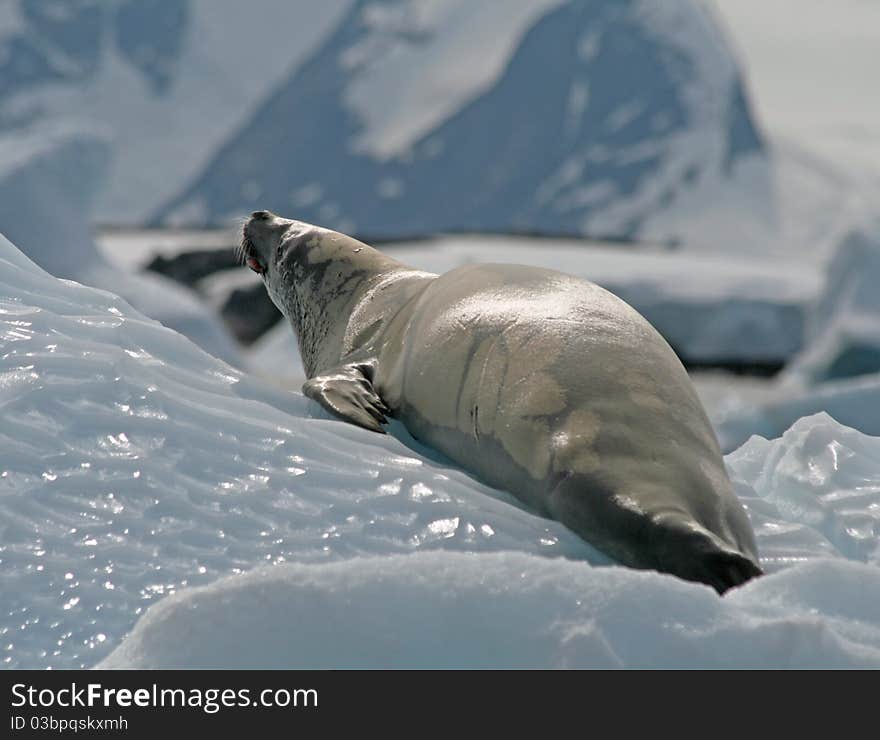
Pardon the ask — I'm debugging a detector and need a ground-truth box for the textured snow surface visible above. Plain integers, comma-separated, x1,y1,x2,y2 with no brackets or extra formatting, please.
2,234,879,669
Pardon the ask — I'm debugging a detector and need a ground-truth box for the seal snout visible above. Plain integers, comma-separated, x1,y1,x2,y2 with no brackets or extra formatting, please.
240,211,278,276
241,211,304,278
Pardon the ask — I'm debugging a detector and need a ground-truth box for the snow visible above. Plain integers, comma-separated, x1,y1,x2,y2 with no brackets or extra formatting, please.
246,322,306,389
342,0,564,159
707,0,880,261
98,553,880,670
0,123,111,271
2,0,875,263
384,237,819,364
0,3,24,36
2,233,880,669
713,220,880,450
726,413,880,566
716,376,880,454
0,123,242,367
783,221,880,385
4,0,880,670
159,0,771,244
0,0,352,222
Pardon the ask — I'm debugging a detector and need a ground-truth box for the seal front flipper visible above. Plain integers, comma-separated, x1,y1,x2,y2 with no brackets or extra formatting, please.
302,362,390,434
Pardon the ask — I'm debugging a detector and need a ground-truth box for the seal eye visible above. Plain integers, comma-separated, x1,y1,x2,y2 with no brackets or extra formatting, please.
246,256,266,275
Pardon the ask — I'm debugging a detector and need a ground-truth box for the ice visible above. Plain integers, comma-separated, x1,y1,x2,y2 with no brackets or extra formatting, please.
726,413,880,567
2,233,879,669
98,553,880,670
784,221,880,385
102,413,880,669
100,229,819,370
0,124,241,366
3,0,875,270
716,375,880,453
715,221,880,449
246,322,306,389
0,234,597,669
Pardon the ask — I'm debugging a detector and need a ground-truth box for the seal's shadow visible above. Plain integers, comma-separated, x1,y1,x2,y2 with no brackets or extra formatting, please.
384,418,528,510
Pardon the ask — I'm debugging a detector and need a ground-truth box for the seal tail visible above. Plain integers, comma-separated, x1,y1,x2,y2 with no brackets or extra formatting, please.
640,518,763,595
696,547,763,594
546,477,763,594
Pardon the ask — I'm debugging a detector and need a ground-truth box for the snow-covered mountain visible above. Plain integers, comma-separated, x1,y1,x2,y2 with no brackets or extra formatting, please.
0,0,351,223
0,0,770,244
159,0,770,241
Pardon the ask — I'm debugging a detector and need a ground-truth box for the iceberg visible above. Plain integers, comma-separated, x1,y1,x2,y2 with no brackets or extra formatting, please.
784,221,880,385
716,220,880,450
1,233,878,668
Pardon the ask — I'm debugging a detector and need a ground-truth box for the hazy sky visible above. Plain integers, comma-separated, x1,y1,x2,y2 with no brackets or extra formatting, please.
714,0,880,178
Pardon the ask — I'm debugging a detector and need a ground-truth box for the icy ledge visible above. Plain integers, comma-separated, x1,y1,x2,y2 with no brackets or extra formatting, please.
98,553,880,670
1,234,878,668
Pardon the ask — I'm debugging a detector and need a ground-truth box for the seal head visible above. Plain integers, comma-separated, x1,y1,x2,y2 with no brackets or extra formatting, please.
241,210,424,378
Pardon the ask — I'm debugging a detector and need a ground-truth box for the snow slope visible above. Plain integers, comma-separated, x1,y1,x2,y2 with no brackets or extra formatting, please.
99,552,880,670
4,0,877,265
2,233,879,669
710,1,880,260
0,121,242,366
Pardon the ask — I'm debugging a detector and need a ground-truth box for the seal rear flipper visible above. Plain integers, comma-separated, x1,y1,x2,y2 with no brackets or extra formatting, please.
545,477,762,595
302,363,390,434
697,547,763,595
650,524,763,595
